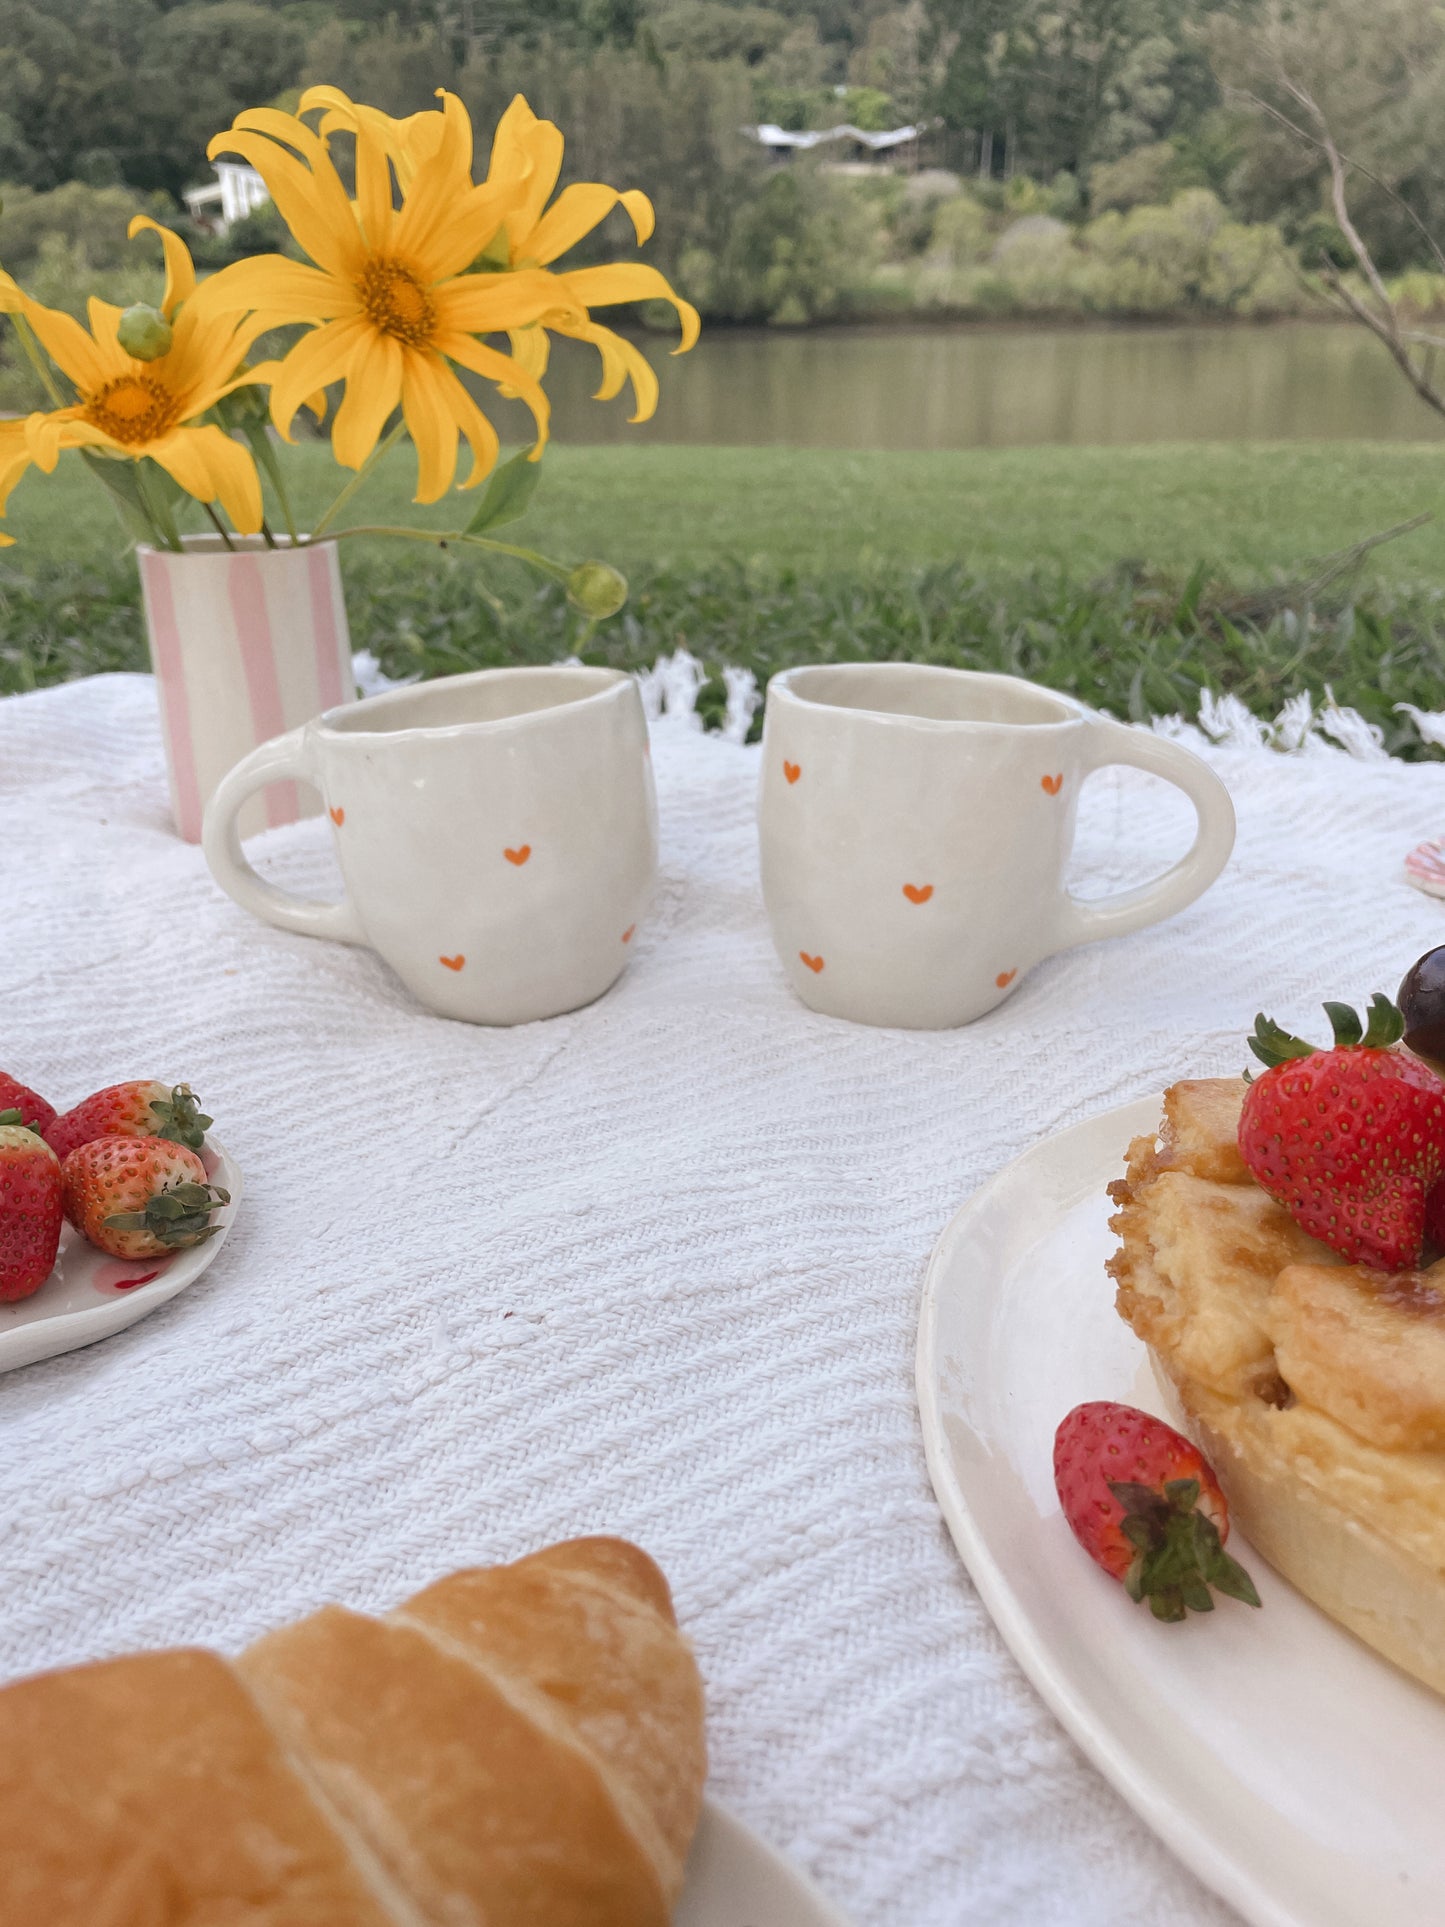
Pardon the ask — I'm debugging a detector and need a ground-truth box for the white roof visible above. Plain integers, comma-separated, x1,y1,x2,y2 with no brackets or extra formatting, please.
747,122,920,152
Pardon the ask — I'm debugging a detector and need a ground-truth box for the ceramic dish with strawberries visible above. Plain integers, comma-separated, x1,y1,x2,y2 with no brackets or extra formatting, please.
0,1074,240,1373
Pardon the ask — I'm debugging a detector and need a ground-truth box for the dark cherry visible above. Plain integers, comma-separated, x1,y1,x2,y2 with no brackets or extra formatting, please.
1398,947,1445,1061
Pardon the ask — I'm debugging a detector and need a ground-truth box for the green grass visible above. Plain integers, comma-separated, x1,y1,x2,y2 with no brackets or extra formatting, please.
8,439,1445,579
6,440,1445,752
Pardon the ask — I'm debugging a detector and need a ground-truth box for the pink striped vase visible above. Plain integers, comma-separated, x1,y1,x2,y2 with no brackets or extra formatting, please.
137,535,354,843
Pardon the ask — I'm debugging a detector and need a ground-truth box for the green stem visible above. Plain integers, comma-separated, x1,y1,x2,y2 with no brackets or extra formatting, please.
330,522,571,582
135,461,185,553
243,423,300,546
7,313,67,406
202,501,238,552
310,420,406,542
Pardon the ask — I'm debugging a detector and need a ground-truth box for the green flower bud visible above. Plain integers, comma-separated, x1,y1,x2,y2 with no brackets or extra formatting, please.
566,560,627,619
117,303,173,362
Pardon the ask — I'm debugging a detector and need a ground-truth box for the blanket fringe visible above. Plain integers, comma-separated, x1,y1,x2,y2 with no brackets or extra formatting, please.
351,649,1440,762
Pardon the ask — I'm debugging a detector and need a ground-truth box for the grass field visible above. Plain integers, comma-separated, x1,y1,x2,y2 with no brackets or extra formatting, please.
4,440,1445,750
7,439,1445,579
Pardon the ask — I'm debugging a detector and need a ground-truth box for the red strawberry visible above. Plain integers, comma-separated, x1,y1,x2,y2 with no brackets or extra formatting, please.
1238,995,1445,1270
0,1111,63,1301
0,1074,56,1137
1053,1401,1260,1620
61,1137,229,1261
45,1082,210,1163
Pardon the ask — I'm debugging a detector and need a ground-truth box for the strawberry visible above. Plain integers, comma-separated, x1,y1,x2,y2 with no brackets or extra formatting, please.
0,1110,63,1301
1239,995,1445,1270
61,1137,229,1261
0,1074,55,1137
1053,1401,1260,1620
45,1082,210,1163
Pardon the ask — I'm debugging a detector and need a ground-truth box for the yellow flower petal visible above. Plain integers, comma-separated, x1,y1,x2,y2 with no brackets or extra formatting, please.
488,97,563,242
354,122,395,258
331,329,403,471
431,358,500,488
526,183,643,267
23,406,86,472
0,276,109,393
432,267,582,336
0,420,33,529
150,424,264,535
393,177,521,284
399,349,459,503
207,125,364,282
558,318,659,422
505,324,551,387
557,265,701,351
619,189,654,245
127,216,197,318
188,255,353,327
268,316,372,440
435,332,550,454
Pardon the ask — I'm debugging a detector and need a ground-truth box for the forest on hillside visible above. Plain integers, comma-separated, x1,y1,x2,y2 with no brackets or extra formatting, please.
0,0,1442,335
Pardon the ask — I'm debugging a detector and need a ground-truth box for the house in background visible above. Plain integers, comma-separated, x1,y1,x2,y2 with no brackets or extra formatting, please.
744,123,924,175
182,161,269,234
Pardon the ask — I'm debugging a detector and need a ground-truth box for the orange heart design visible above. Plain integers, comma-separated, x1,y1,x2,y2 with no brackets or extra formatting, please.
504,845,532,866
996,969,1017,988
440,954,466,972
1041,773,1063,796
799,951,825,974
783,760,801,784
329,805,345,826
622,924,636,944
902,883,933,904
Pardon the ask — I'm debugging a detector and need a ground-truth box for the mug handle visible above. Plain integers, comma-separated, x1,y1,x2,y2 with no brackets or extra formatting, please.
1052,717,1235,950
201,727,364,944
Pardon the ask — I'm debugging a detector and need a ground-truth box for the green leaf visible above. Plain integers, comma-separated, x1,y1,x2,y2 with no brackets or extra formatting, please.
1209,1551,1263,1607
1362,993,1406,1050
1246,1012,1318,1068
463,445,544,535
1323,1001,1363,1047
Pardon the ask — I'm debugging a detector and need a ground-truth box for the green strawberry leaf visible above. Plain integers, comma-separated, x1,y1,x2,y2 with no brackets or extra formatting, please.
1362,993,1406,1050
1247,1013,1318,1067
1323,1001,1363,1047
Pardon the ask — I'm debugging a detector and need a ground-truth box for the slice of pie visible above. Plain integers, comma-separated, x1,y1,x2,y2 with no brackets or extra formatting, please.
1109,1078,1445,1695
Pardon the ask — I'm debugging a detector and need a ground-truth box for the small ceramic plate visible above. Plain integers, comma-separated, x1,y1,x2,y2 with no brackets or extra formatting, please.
0,1139,241,1372
916,1097,1445,1927
677,1800,850,1925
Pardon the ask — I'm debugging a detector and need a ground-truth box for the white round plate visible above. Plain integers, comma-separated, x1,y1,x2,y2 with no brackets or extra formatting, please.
677,1799,850,1925
0,1138,241,1372
916,1096,1445,1927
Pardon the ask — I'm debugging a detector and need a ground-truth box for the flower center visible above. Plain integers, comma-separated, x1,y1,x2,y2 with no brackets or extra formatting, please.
359,259,437,346
84,374,180,447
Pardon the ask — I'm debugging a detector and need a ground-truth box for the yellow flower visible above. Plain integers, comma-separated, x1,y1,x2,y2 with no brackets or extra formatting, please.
192,94,585,502
0,218,268,541
302,88,700,424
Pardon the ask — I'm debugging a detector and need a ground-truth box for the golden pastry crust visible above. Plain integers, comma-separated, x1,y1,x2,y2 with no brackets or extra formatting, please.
1110,1077,1445,1694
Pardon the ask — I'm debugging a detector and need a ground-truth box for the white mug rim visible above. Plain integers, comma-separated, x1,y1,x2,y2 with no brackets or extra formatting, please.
313,664,634,744
769,663,1088,732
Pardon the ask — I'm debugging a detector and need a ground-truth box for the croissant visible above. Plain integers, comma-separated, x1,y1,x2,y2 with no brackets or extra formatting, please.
0,1535,707,1925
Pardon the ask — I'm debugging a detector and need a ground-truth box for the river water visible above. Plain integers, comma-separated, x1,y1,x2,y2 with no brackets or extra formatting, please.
538,320,1445,448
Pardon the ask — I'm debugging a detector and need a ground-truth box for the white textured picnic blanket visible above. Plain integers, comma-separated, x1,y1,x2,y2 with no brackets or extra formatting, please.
4,667,1445,1927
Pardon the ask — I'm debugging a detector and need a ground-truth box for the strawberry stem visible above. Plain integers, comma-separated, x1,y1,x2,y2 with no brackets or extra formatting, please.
105,1180,230,1248
1108,1478,1262,1620
1248,995,1404,1068
147,1084,212,1151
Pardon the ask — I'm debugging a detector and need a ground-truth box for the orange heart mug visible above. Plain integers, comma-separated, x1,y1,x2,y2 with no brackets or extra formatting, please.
758,664,1235,1029
202,667,657,1025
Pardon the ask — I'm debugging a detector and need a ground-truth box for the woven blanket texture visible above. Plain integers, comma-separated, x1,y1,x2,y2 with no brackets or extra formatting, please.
6,670,1445,1927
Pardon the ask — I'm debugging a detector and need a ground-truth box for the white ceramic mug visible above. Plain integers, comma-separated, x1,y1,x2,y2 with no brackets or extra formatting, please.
202,667,657,1026
758,664,1235,1029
